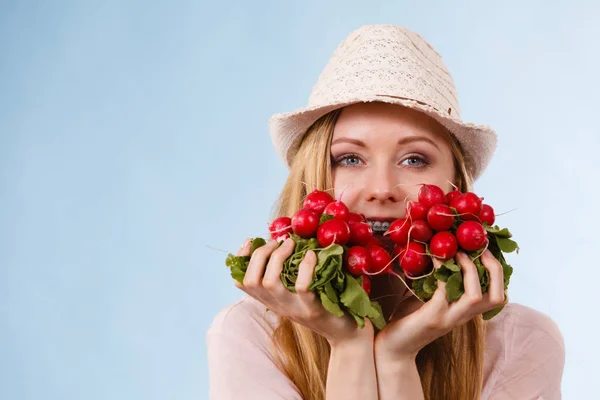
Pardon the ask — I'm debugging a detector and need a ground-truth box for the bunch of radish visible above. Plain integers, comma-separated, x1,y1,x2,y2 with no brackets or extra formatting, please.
225,184,518,327
268,189,392,298
388,185,499,277
385,184,517,320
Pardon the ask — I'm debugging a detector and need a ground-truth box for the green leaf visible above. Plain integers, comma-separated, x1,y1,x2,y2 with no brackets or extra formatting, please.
474,257,490,293
367,301,387,330
433,265,453,282
320,214,334,224
225,253,249,270
324,281,339,303
496,237,520,254
340,274,372,317
306,238,320,250
487,239,504,265
225,254,250,284
319,290,344,317
483,303,506,320
331,269,345,292
485,225,513,238
423,274,437,295
442,258,461,272
316,243,344,265
348,309,366,329
412,277,433,301
250,238,267,255
309,244,344,290
501,259,514,289
445,272,464,302
230,267,246,284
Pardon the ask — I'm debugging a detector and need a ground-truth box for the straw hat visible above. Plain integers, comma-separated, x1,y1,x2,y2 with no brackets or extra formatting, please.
268,24,497,180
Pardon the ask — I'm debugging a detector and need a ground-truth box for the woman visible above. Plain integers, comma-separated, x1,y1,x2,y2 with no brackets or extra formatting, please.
207,24,565,400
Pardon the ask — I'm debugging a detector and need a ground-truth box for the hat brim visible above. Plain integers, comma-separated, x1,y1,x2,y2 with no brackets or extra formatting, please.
268,95,497,181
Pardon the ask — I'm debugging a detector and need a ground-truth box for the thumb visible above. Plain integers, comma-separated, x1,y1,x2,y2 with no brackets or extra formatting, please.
432,256,443,270
236,238,252,257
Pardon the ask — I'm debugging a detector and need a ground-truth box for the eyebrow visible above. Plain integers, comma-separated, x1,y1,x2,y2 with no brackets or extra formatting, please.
331,136,440,150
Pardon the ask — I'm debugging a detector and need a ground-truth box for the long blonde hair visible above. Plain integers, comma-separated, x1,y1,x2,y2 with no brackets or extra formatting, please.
269,106,486,400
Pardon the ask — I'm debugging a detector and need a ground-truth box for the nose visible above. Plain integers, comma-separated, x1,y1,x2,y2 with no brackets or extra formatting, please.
363,164,404,204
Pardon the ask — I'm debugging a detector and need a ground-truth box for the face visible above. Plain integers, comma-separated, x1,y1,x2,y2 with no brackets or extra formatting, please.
331,102,457,233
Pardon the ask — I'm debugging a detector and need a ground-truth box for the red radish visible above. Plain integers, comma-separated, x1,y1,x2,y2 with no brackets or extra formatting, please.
303,189,334,214
427,204,455,231
456,221,488,251
398,241,432,277
344,246,371,276
323,201,349,221
418,184,447,207
366,235,384,248
409,220,433,242
268,216,292,241
446,189,462,204
291,209,320,238
367,245,393,275
349,221,373,246
451,192,483,221
429,231,458,260
479,204,495,226
360,275,372,296
405,201,428,221
387,218,411,245
317,219,351,247
393,243,403,260
347,212,366,225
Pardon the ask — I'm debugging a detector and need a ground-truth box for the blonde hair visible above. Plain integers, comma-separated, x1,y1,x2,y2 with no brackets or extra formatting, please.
269,106,485,400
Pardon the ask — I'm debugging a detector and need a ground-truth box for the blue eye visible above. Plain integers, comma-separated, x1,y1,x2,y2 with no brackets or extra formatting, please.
333,154,363,166
402,156,428,168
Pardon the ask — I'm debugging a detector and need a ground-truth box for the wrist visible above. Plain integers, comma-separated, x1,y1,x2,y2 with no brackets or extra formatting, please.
374,339,418,369
329,333,374,351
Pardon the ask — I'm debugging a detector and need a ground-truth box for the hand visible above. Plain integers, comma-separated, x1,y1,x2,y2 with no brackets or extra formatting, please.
374,250,508,361
233,237,374,347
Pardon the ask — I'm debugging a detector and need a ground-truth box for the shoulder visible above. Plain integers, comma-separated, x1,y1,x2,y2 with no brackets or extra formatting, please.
206,296,302,399
486,302,565,355
483,303,565,399
206,295,282,352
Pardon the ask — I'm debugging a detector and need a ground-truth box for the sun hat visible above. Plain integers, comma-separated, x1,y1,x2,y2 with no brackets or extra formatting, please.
268,24,497,181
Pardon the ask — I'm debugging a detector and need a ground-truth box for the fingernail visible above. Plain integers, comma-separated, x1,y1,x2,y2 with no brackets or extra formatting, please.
241,238,251,249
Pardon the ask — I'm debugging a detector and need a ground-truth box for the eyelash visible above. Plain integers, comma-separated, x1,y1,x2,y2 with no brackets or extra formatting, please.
332,153,430,169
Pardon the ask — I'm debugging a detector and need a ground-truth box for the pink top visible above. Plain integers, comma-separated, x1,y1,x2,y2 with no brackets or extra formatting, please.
206,296,565,399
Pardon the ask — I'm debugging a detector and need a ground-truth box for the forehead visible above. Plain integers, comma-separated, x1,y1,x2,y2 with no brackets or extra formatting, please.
332,102,446,141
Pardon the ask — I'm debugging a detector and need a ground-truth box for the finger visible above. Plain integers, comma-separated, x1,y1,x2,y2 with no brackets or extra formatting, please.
294,250,321,311
481,250,505,307
262,238,296,298
243,240,278,288
295,250,317,293
451,252,482,314
427,257,444,304
236,238,252,257
429,275,448,308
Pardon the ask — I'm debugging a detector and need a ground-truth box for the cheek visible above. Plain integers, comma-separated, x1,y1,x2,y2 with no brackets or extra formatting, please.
332,170,361,203
422,168,456,194
395,169,456,198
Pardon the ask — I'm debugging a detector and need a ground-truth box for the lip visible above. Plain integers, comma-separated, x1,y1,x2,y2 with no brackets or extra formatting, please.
364,217,399,222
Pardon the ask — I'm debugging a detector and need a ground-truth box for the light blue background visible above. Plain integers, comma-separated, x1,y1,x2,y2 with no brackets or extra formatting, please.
2,1,599,399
